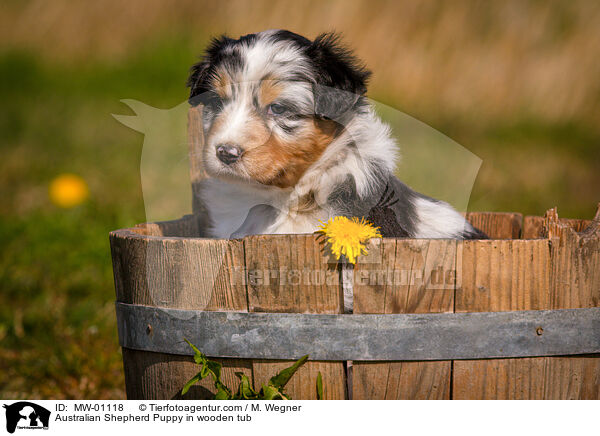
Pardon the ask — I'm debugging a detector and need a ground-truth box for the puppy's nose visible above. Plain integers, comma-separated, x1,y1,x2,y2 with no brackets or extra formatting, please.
216,143,243,164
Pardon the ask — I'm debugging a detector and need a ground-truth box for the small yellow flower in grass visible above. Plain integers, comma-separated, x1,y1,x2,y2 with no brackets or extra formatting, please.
317,216,382,264
49,173,89,208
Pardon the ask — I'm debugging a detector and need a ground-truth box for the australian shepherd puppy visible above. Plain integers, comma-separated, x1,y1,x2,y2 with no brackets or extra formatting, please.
187,30,487,240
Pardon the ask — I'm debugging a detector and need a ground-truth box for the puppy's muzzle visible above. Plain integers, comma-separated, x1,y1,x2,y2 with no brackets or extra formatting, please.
216,143,243,165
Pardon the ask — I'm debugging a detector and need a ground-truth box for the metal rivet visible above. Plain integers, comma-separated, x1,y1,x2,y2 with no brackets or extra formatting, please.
536,326,544,336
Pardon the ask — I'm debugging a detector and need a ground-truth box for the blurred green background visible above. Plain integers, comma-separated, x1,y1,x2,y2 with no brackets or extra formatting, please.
0,0,599,399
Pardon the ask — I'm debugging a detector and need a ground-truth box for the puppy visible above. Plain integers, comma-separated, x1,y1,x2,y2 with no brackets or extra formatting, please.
187,30,487,240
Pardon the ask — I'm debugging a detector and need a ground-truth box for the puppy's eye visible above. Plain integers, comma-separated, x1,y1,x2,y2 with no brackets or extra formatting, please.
267,103,287,115
205,93,224,112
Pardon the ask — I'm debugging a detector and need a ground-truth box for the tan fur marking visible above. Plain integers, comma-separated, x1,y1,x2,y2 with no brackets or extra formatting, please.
242,116,271,149
243,119,337,188
259,80,283,105
296,191,318,213
211,69,232,98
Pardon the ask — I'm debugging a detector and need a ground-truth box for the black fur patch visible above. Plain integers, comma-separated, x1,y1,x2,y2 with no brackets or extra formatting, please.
267,30,311,47
367,175,419,238
279,123,298,134
327,175,372,217
306,33,371,121
326,172,419,238
460,226,489,240
187,35,242,105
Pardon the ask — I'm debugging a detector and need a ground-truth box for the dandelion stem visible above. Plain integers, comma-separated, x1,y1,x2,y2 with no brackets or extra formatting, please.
341,258,354,314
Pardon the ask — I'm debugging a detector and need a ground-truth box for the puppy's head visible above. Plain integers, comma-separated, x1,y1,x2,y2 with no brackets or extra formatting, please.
187,30,370,189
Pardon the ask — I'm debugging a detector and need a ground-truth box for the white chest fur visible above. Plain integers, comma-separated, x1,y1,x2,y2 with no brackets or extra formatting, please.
199,178,328,238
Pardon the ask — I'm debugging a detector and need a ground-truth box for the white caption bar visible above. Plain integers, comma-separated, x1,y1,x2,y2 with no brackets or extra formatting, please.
0,400,595,436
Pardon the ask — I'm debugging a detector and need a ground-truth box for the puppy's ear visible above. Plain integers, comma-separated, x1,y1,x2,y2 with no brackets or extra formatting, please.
307,33,371,121
186,35,233,106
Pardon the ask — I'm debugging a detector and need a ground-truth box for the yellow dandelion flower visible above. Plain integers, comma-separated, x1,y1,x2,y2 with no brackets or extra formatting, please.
49,174,89,208
317,216,382,264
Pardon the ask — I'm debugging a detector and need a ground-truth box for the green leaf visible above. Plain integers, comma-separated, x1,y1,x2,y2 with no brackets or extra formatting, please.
316,371,323,400
205,359,223,383
235,372,257,399
181,341,306,400
269,355,309,389
260,384,285,400
181,371,203,396
214,384,231,400
184,338,206,365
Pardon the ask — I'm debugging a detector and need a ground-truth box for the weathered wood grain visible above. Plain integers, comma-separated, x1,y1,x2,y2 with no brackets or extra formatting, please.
454,239,552,313
453,238,552,399
187,106,211,236
352,360,450,400
523,214,592,239
522,215,545,239
541,355,600,399
541,206,600,399
546,206,600,310
121,349,252,400
188,105,209,219
453,205,600,399
111,218,250,399
187,105,206,185
352,239,456,399
244,234,346,399
465,211,522,239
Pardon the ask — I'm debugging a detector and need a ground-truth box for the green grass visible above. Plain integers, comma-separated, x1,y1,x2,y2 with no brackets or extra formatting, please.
0,210,123,398
0,33,598,399
0,37,199,399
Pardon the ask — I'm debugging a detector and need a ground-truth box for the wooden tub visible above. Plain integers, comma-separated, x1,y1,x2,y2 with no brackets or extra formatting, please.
110,206,600,399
